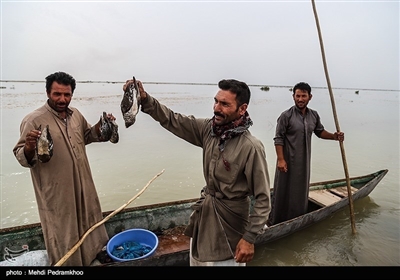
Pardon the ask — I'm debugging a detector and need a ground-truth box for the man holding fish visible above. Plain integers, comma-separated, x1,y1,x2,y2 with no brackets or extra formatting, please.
122,78,271,266
13,71,118,266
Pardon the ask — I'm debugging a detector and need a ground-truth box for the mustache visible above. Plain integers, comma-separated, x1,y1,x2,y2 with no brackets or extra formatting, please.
214,112,224,118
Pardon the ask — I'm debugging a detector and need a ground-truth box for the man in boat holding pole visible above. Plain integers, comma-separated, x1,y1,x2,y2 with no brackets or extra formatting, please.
267,82,344,226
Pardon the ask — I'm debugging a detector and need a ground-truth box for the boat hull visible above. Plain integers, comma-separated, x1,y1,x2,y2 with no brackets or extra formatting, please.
0,169,388,266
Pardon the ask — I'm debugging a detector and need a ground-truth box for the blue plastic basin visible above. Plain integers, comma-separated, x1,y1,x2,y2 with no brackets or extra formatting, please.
106,228,159,262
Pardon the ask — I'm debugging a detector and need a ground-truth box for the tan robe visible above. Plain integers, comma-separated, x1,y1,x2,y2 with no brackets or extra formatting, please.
13,102,109,266
141,94,271,262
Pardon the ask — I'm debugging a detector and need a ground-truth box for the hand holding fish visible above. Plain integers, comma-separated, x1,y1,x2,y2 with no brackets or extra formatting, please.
136,80,148,100
123,79,147,99
36,125,53,163
104,112,116,122
121,76,144,128
24,125,54,163
24,129,41,161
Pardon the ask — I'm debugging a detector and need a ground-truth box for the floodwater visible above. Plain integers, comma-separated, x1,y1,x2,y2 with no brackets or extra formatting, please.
0,81,399,266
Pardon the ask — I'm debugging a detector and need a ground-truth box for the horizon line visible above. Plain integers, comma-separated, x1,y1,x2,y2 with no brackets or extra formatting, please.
0,80,398,92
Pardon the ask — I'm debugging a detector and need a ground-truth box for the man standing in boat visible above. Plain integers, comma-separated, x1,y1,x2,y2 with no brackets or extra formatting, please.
267,82,344,226
123,78,271,266
13,71,116,266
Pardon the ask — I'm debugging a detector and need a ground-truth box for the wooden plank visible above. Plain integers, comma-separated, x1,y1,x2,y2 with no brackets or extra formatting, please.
154,235,189,256
309,189,342,207
329,186,357,197
153,226,189,256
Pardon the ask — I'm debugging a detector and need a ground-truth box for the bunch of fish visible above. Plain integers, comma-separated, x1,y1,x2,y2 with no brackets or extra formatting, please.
120,76,141,128
99,112,119,144
36,124,53,163
111,241,152,260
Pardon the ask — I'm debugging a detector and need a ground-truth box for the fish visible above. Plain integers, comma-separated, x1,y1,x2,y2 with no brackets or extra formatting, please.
109,118,119,144
120,76,141,128
36,124,53,163
111,241,152,260
99,112,119,144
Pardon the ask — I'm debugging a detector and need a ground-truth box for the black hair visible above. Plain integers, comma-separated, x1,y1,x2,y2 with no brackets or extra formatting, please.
218,79,251,106
45,71,76,93
293,82,311,95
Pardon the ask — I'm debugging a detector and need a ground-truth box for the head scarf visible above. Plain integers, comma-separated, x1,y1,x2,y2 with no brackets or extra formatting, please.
211,111,253,170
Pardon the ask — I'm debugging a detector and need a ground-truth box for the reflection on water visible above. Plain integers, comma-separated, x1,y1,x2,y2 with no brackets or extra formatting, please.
1,82,399,265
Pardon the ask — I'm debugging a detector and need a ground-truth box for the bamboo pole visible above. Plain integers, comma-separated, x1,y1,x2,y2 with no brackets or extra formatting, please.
54,169,165,266
311,0,356,234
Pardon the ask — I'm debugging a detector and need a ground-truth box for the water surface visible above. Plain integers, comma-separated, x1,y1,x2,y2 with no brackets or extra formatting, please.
1,82,398,266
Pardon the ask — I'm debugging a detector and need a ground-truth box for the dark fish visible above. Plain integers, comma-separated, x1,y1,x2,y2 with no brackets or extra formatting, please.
36,125,53,163
120,76,141,128
109,118,119,144
111,241,152,260
99,112,119,143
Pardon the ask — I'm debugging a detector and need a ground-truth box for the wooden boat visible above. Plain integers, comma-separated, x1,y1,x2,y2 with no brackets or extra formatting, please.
0,169,388,266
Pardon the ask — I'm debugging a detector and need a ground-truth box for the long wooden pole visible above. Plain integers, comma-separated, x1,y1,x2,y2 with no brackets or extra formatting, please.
54,169,165,266
311,0,356,234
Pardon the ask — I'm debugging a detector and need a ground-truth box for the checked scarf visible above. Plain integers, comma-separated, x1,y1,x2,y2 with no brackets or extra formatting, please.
211,111,253,171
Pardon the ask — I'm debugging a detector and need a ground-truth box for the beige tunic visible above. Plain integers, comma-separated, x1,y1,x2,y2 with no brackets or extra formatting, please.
141,94,271,262
13,102,109,266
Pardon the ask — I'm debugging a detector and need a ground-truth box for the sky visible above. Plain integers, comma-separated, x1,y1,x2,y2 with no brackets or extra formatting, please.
1,0,399,90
